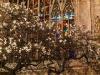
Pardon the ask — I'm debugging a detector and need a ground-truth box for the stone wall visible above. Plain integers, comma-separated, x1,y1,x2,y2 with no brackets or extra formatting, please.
0,0,3,3
94,0,100,17
74,0,100,34
74,0,92,32
75,0,100,35
79,0,91,31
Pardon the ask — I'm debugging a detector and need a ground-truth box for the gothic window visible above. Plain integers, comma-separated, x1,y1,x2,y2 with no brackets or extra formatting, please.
9,0,26,4
63,0,74,24
51,0,61,21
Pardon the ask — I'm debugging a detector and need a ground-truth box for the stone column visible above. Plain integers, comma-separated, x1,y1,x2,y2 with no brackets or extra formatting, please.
38,0,40,18
78,0,91,32
27,0,29,9
94,0,100,17
74,0,80,27
93,0,100,37
74,0,92,32
17,0,19,4
90,0,95,35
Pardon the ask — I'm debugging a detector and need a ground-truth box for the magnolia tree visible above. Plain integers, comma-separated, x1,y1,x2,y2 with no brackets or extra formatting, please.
0,3,99,75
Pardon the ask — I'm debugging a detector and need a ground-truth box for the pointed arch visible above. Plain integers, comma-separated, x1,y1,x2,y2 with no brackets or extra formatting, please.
63,0,74,21
51,0,61,21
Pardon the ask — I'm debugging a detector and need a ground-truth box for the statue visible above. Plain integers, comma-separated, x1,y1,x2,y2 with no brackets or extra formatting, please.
94,16,100,42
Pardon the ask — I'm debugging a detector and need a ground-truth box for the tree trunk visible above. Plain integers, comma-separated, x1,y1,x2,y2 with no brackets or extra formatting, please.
9,71,16,75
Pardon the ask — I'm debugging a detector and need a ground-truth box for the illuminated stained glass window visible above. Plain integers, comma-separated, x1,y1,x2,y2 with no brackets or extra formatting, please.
7,0,75,23
50,0,74,22
63,0,74,20
51,0,61,21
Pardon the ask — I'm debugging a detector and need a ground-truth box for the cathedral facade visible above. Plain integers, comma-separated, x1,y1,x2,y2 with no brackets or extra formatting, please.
0,0,100,37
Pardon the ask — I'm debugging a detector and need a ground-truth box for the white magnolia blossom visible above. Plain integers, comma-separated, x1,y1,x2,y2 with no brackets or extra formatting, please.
23,46,28,50
13,25,17,30
97,48,100,55
3,22,8,26
28,42,32,48
41,46,45,50
3,54,7,60
34,43,38,47
59,39,63,43
0,50,2,53
24,18,27,21
9,37,13,45
32,24,35,27
0,24,3,28
11,41,17,48
48,37,51,40
0,14,2,17
26,21,30,24
26,48,31,52
19,49,22,53
6,46,12,53
13,20,17,24
20,22,24,24
53,29,55,32
52,40,55,43
63,39,67,44
15,5,19,10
